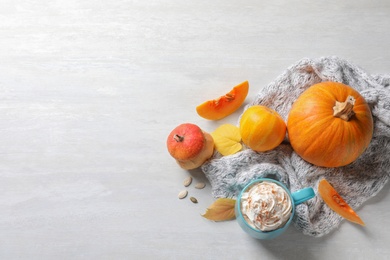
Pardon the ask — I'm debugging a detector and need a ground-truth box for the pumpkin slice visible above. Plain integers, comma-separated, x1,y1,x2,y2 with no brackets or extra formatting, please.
318,179,365,226
196,81,249,120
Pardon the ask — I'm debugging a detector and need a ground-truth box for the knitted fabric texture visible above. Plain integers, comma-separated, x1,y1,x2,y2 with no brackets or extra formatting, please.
201,56,390,237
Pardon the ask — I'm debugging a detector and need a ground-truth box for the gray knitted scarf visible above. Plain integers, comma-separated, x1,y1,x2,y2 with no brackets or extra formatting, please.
201,56,390,237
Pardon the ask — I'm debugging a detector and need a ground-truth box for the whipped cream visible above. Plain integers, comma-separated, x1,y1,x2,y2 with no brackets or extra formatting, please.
240,181,292,232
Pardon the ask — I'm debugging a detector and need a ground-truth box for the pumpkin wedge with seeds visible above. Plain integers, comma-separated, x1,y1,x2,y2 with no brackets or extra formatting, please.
318,179,365,226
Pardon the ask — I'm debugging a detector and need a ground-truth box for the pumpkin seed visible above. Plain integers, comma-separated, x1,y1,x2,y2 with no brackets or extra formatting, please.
183,176,193,187
195,182,206,189
190,197,198,203
178,190,188,199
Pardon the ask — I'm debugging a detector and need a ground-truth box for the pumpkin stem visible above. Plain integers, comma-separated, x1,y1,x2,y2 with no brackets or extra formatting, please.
174,134,184,142
333,95,356,121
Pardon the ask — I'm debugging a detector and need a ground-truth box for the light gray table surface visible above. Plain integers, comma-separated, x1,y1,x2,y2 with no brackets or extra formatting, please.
1,0,389,259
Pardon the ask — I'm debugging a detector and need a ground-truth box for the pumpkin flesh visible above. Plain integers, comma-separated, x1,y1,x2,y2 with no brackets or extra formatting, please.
287,82,373,167
318,179,365,226
196,81,249,120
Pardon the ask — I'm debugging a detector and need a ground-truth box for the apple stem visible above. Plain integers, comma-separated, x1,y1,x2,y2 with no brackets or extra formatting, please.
174,134,184,142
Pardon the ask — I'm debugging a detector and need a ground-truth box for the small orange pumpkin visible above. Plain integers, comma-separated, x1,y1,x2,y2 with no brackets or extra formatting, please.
239,105,286,152
287,81,373,168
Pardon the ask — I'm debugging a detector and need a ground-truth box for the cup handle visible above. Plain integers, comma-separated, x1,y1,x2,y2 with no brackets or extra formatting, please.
291,187,315,205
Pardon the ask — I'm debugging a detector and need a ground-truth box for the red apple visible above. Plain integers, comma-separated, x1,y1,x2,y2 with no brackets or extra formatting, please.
167,123,214,170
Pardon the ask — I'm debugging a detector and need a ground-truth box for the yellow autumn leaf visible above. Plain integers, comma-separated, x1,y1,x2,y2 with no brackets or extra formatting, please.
211,124,242,156
201,198,236,221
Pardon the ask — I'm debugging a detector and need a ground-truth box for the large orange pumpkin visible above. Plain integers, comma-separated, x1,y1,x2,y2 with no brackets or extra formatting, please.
287,81,373,167
239,105,286,152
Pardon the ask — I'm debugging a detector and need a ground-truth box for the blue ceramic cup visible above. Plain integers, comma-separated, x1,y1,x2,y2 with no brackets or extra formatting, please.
235,178,315,240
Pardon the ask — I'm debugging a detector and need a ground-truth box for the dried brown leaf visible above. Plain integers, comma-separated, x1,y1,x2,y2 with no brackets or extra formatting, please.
201,198,236,221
